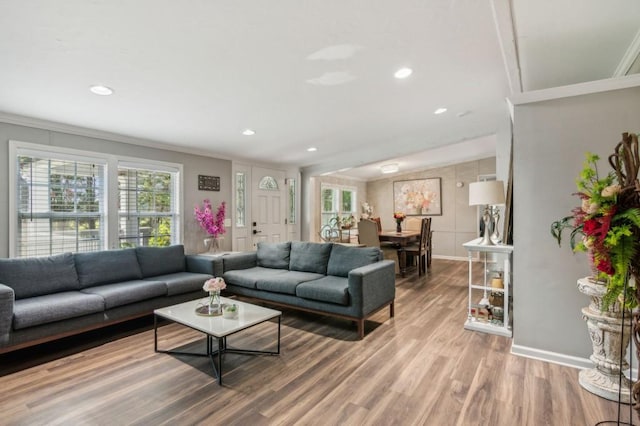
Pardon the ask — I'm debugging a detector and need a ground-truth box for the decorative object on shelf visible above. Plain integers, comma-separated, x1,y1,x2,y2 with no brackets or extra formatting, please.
393,212,406,233
222,303,239,319
203,277,226,315
550,133,640,416
361,202,373,220
468,180,505,246
491,271,504,289
393,178,442,216
490,205,502,243
194,199,226,252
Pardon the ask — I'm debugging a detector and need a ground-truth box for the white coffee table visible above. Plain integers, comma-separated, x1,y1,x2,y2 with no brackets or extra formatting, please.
154,296,281,385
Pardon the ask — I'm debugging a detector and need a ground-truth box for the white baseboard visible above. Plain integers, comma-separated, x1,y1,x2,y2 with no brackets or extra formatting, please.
511,344,592,370
432,254,467,261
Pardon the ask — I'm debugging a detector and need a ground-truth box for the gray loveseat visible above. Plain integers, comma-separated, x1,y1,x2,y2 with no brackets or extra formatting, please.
0,245,216,353
218,241,396,339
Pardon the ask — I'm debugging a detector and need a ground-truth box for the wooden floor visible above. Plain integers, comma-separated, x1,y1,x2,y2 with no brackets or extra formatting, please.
0,259,634,425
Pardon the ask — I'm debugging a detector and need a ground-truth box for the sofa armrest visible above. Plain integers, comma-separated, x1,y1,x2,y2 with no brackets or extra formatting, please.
348,260,396,316
0,283,15,336
185,254,225,276
222,252,258,272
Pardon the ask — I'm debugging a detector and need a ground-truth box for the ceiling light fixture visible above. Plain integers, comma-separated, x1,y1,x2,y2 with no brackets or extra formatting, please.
89,85,114,96
242,129,256,136
307,147,318,152
380,163,399,174
394,67,413,79
434,107,447,115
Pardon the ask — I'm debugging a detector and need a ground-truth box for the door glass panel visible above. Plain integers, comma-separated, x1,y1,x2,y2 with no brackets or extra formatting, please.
258,176,278,190
236,172,246,227
289,178,296,224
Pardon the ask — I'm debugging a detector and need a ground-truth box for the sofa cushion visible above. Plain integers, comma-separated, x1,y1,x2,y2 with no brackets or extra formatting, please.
0,253,80,299
13,291,105,330
148,272,212,296
81,280,167,309
295,276,350,306
256,242,291,269
223,267,288,290
136,245,186,278
326,244,382,278
289,242,332,274
75,249,143,288
256,271,325,295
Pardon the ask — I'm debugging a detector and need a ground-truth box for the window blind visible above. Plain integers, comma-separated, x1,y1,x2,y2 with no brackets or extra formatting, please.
16,154,105,257
117,166,178,248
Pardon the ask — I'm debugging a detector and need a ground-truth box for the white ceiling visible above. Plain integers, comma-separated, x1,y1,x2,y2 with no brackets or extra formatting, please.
0,1,639,180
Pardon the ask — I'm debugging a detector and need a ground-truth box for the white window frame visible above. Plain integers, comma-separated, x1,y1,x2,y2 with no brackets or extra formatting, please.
9,140,183,257
320,183,357,226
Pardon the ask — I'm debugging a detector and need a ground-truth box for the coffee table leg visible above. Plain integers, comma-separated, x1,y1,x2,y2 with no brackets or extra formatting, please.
277,315,281,354
154,314,158,352
217,337,223,385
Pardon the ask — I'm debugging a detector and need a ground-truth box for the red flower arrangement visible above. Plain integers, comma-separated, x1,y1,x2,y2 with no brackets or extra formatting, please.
551,152,640,309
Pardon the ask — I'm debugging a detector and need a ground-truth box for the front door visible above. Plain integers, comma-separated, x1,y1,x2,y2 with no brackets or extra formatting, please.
250,166,286,247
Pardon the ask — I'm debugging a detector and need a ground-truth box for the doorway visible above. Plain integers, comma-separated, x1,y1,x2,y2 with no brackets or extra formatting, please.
231,164,290,251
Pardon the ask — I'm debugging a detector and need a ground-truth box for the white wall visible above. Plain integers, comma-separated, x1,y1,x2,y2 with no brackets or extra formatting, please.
511,83,640,360
0,121,232,256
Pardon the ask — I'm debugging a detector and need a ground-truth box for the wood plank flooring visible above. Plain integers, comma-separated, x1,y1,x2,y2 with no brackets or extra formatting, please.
0,259,635,425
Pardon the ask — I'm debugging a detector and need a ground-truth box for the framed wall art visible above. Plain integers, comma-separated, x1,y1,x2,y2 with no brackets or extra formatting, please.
198,175,220,191
393,178,442,216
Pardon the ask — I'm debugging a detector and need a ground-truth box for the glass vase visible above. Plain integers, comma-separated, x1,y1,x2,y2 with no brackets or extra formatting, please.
208,290,221,314
396,222,402,233
204,237,220,254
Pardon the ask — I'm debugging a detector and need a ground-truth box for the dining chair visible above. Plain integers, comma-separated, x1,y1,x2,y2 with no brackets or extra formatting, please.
405,216,422,231
371,217,382,232
405,217,432,276
357,219,381,247
358,219,400,273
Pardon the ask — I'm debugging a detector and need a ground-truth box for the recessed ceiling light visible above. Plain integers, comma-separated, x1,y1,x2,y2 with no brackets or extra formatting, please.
434,107,447,115
394,68,413,79
380,163,399,174
307,147,318,152
242,129,255,136
89,85,114,96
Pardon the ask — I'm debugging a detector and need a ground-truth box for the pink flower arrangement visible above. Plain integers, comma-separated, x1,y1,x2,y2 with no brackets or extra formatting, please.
203,277,226,293
194,199,226,238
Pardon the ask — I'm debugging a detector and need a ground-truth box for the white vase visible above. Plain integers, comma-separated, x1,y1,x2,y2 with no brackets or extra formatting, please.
576,277,633,403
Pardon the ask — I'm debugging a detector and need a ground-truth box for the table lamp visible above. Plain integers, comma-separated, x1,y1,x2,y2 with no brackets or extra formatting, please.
469,180,505,246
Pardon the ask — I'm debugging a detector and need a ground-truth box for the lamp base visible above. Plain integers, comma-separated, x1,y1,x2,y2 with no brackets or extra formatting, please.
477,207,495,246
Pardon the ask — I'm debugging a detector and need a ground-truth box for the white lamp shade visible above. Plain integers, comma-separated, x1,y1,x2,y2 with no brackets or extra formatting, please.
469,180,505,206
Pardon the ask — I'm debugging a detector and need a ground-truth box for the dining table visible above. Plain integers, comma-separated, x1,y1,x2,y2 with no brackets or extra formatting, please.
378,229,421,277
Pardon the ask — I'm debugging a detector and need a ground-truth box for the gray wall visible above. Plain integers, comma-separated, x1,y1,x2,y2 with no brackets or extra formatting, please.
512,85,640,358
365,158,496,258
0,121,232,257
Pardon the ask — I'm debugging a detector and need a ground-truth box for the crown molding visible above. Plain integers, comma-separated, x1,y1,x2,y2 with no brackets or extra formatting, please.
613,27,640,77
0,111,234,161
509,73,640,106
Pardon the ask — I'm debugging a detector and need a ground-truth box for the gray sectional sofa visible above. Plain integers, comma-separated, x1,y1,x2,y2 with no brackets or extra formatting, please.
218,241,396,339
0,245,216,353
